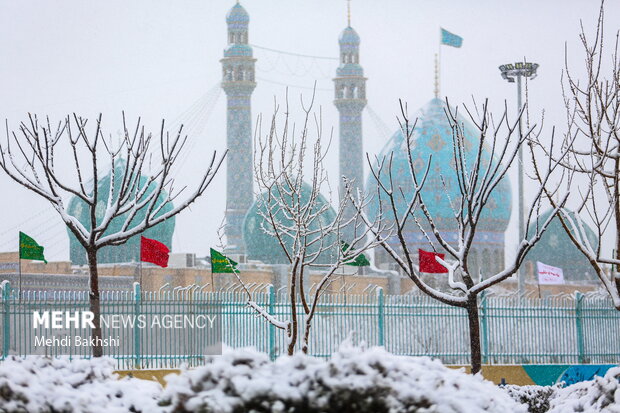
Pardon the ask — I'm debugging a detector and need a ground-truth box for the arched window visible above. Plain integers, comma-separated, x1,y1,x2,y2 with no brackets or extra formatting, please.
228,32,234,44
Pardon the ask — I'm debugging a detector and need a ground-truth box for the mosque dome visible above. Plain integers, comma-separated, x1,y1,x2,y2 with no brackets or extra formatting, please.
243,181,338,265
367,98,512,244
67,160,175,265
224,44,253,58
226,3,250,27
525,209,598,282
339,26,360,48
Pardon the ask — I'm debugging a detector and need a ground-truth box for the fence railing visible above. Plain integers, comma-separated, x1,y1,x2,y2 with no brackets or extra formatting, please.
1,281,619,369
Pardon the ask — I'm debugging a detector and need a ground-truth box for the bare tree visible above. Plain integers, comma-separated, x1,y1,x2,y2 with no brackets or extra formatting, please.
0,113,225,356
354,99,566,373
232,93,381,355
529,1,620,310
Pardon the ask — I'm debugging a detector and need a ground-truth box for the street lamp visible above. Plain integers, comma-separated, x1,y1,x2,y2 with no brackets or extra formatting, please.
499,61,539,297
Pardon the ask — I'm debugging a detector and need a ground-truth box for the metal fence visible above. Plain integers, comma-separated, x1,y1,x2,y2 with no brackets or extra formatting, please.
1,281,619,369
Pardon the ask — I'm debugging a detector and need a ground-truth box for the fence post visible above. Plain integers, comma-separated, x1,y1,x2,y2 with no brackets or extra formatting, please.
2,281,10,359
480,291,489,364
133,282,141,368
575,291,585,364
268,285,276,361
377,287,385,347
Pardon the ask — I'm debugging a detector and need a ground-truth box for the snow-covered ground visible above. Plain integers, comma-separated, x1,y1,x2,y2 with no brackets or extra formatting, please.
0,347,618,412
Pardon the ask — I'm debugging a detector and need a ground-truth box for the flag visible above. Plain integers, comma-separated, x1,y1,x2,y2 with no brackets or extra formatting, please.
441,28,463,48
418,249,448,274
19,232,47,263
341,242,370,267
536,261,565,285
140,236,170,268
210,248,238,273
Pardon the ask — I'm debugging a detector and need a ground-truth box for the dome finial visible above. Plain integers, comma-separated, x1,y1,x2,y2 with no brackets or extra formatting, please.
347,0,351,27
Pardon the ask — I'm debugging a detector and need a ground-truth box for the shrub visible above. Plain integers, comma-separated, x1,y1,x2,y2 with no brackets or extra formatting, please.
0,356,161,413
548,366,620,413
502,384,560,413
161,346,527,413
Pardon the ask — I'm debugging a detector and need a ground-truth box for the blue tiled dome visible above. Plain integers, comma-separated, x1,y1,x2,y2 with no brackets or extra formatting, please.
226,3,249,26
339,26,360,48
224,43,253,57
67,160,175,265
367,98,512,235
526,209,598,282
243,181,338,264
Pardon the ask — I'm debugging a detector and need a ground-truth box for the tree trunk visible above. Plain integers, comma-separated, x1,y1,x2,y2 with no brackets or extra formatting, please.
287,263,299,355
466,295,482,375
87,247,103,357
615,159,620,300
301,319,311,354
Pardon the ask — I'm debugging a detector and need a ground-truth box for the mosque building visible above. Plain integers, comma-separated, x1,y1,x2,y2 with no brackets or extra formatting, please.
55,2,599,294
222,2,599,292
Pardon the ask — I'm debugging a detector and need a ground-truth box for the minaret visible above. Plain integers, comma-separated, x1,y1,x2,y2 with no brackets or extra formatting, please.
334,4,367,242
221,2,256,255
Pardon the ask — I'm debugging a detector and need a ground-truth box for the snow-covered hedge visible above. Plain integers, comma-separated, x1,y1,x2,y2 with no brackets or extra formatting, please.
547,366,620,413
160,346,526,413
501,367,620,413
0,356,161,413
502,384,559,413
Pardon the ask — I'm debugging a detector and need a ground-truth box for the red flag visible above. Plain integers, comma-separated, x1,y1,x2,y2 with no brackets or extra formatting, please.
140,236,170,268
418,249,448,274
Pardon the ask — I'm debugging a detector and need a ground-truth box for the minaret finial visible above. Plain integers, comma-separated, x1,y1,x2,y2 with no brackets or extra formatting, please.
434,53,440,98
347,0,351,27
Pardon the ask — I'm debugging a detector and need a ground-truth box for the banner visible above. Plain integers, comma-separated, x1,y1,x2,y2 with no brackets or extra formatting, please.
441,28,463,48
341,242,370,267
418,249,448,274
210,248,238,273
536,261,565,285
140,236,170,268
19,232,47,263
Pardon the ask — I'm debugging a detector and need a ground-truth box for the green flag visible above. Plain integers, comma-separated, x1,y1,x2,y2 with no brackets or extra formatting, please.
341,242,370,267
19,232,47,263
210,248,238,273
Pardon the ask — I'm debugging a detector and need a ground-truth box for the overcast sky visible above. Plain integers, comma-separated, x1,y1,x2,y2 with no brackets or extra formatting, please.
0,0,618,262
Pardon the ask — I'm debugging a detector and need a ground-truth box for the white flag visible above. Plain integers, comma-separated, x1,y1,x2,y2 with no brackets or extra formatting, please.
536,261,565,285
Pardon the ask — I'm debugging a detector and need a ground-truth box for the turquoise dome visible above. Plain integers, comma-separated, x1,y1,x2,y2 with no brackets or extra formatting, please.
226,3,249,26
224,44,253,57
526,209,598,282
243,181,338,264
67,161,175,265
339,27,360,48
367,98,512,245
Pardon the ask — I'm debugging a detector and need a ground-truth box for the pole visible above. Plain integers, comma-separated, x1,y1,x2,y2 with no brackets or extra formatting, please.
517,74,525,297
18,257,21,299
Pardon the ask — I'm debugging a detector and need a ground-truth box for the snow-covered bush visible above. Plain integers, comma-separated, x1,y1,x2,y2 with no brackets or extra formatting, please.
547,366,620,413
161,346,527,413
0,356,161,413
502,384,560,413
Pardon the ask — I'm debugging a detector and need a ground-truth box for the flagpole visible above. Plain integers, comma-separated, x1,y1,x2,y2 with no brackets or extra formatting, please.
436,27,442,99
18,256,21,300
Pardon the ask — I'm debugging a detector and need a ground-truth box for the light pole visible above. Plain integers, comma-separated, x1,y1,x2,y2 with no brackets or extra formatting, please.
499,61,539,296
